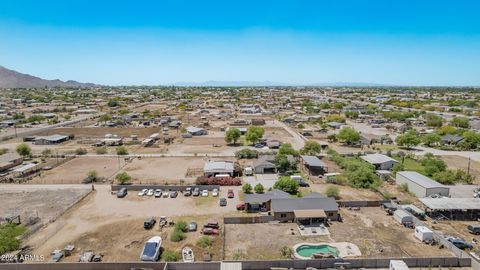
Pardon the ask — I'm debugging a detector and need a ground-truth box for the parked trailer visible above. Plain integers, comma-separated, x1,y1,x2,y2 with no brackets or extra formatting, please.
393,209,414,225
414,226,434,242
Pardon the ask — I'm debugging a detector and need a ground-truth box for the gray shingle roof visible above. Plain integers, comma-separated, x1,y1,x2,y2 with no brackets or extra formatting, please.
301,155,327,167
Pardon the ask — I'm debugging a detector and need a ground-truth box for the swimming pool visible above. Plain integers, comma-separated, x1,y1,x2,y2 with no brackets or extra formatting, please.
295,244,339,258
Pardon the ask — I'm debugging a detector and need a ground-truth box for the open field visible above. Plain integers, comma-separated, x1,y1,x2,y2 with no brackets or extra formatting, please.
225,207,453,260
0,184,90,230
309,183,382,201
31,157,124,184
25,185,240,261
441,155,480,183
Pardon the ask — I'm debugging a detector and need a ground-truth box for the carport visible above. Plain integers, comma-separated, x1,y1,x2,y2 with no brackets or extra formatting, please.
419,197,480,220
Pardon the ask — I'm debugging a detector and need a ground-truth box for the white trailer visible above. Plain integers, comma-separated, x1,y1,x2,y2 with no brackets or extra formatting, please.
414,226,434,242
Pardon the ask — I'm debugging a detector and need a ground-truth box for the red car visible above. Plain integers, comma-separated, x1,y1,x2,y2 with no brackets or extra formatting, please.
236,203,245,210
227,189,234,198
201,227,219,235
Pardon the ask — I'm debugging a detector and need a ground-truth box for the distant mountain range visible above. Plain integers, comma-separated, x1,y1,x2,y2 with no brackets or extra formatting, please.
0,65,97,89
173,80,390,87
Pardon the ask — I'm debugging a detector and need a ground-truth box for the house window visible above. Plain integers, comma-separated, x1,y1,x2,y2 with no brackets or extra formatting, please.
280,213,287,218
327,212,334,217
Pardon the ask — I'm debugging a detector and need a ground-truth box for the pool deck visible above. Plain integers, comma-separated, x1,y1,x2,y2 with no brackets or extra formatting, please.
293,242,362,260
298,225,330,236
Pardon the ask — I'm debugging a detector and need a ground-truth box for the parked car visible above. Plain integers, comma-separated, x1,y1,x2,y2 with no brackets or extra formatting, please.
162,191,169,198
154,189,162,198
468,224,480,235
188,221,197,232
201,190,209,197
204,220,219,229
227,189,234,198
138,189,148,196
219,198,227,206
212,188,219,197
254,143,264,148
298,180,310,187
449,239,473,249
116,187,127,198
184,187,192,196
236,203,245,210
147,189,155,196
201,227,219,235
170,191,178,198
192,188,200,197
144,217,156,229
140,236,162,261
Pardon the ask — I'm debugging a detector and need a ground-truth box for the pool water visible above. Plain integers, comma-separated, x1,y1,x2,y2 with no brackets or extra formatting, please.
296,244,339,258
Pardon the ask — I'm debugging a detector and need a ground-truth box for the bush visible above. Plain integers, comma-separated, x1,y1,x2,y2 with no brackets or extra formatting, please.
41,148,52,157
325,185,340,199
254,183,264,193
175,221,188,232
170,228,185,242
235,148,258,159
83,170,99,184
0,224,27,254
75,147,88,155
273,176,299,195
196,236,212,248
195,176,242,186
116,146,128,155
242,183,253,193
280,246,293,258
115,172,131,184
96,147,107,155
162,250,179,262
16,143,31,157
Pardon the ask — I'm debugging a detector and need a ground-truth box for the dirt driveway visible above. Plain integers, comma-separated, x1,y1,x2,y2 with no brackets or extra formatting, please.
27,185,241,261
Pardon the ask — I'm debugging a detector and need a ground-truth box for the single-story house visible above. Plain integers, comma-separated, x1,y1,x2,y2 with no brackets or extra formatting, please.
186,126,208,136
441,135,464,145
396,171,450,198
300,155,328,176
0,153,23,172
253,155,295,174
360,153,398,170
33,134,69,145
203,161,234,177
243,189,339,223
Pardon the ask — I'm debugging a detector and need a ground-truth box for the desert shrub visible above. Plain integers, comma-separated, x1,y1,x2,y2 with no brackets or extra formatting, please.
75,147,88,155
235,148,258,159
325,185,340,199
170,228,185,242
115,172,131,184
116,146,128,155
96,147,107,155
280,246,293,258
196,236,212,248
162,250,179,261
254,183,264,193
175,221,188,232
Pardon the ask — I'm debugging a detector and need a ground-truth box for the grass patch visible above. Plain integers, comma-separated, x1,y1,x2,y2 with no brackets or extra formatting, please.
392,156,426,175
0,224,27,255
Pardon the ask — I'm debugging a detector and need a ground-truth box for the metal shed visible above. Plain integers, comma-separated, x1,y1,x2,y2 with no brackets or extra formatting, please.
395,171,449,198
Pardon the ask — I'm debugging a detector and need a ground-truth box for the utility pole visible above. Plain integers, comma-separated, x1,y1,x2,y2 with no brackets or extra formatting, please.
467,157,471,175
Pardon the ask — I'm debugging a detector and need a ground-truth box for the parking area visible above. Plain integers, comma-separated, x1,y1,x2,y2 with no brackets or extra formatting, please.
244,173,278,189
26,185,241,261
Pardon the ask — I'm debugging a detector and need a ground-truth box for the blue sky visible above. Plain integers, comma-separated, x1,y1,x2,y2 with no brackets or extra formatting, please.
1,0,480,86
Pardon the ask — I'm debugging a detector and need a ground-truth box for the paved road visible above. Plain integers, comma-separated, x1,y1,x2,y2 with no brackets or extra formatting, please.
414,146,480,162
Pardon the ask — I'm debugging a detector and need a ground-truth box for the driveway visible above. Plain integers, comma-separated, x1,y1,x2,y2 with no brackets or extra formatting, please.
244,173,278,189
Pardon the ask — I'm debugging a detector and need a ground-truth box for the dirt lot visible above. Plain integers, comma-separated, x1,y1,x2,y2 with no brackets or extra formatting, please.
31,157,123,184
225,207,453,260
35,127,167,139
27,185,241,261
426,220,480,255
441,155,480,183
308,183,382,201
0,184,90,230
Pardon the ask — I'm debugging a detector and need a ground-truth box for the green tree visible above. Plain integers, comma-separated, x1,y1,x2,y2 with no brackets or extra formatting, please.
345,165,379,189
274,154,292,172
254,183,265,193
273,177,299,194
99,113,112,123
116,146,128,155
336,127,361,145
225,128,241,145
242,183,252,193
16,143,31,157
115,172,131,184
396,130,421,149
451,117,469,128
425,113,443,127
245,126,265,144
300,140,322,155
278,143,297,155
437,125,457,135
422,133,441,147
107,98,120,107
